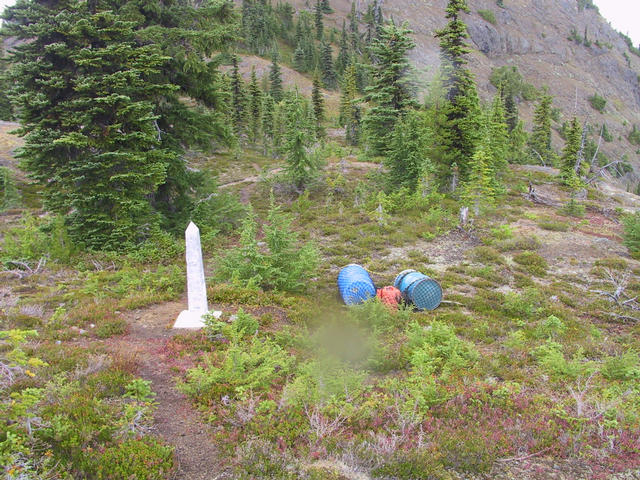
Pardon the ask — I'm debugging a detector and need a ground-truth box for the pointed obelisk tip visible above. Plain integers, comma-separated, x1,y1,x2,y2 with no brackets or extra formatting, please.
186,221,198,231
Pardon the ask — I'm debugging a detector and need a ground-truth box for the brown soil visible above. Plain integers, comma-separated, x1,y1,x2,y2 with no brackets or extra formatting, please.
113,301,227,480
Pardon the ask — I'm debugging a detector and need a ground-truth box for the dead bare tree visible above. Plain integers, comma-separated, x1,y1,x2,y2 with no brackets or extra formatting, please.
0,257,47,279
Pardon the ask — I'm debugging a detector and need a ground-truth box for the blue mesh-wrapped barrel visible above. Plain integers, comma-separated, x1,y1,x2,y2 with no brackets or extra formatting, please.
338,264,376,305
394,269,442,311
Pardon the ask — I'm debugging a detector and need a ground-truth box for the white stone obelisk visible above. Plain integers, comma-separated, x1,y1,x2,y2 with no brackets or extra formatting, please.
173,222,220,329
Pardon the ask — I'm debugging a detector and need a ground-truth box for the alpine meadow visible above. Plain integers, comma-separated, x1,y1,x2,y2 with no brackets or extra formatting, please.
2,0,640,479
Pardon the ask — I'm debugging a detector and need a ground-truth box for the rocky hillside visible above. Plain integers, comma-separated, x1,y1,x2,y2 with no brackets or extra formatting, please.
285,0,640,172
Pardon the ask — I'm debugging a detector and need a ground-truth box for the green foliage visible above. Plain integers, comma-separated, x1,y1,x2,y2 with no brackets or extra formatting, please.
534,341,593,379
588,93,607,113
282,93,319,190
311,71,325,138
94,438,174,480
528,90,555,165
489,66,537,101
0,166,18,210
622,211,640,259
513,251,548,276
559,198,585,217
460,144,496,213
477,9,497,24
363,22,417,156
433,0,482,186
384,110,432,192
320,41,337,90
184,337,293,403
190,187,246,237
219,201,319,292
407,321,479,377
601,352,640,381
628,125,640,146
535,315,567,339
205,308,259,342
1,214,75,263
269,52,284,103
340,63,361,146
4,0,237,249
559,117,583,188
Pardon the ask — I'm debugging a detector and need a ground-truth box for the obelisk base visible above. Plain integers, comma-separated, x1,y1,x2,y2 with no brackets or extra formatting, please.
173,310,222,329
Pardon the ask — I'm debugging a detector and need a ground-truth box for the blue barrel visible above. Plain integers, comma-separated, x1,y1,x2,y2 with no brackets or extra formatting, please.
337,264,376,305
394,269,442,311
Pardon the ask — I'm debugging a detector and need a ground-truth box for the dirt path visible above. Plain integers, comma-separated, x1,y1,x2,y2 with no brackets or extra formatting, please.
115,301,225,480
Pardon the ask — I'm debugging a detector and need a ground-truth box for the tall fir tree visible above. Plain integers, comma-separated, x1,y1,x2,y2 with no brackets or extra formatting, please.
284,94,317,191
461,143,496,214
433,0,481,188
248,67,263,144
385,110,431,191
315,0,324,40
231,55,248,140
559,116,582,187
362,21,416,156
349,2,360,52
269,50,284,103
311,71,326,138
293,44,307,72
262,94,275,153
320,41,338,90
503,88,518,133
3,0,236,248
528,89,554,165
486,93,509,179
336,21,350,74
340,63,361,146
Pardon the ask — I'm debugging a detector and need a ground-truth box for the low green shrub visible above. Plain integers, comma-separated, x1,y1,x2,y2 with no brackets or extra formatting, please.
559,198,585,218
496,235,541,252
588,93,606,113
218,201,319,292
94,438,174,480
623,211,640,259
0,166,19,211
513,251,548,276
477,9,496,24
601,352,640,381
471,246,505,265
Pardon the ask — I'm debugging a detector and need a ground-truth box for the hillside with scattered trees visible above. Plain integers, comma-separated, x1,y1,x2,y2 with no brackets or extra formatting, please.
1,0,640,479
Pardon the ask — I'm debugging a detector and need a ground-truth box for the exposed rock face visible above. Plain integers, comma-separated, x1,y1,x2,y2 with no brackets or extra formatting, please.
282,0,640,169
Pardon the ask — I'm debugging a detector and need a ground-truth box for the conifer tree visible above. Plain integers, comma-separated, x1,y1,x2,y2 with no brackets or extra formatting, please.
340,63,361,146
349,2,360,52
528,89,554,165
231,55,248,140
503,88,518,132
559,116,582,187
293,44,307,72
362,21,416,156
262,94,275,152
508,120,528,164
461,144,496,214
320,41,338,90
336,21,350,74
315,0,324,40
486,93,509,176
269,51,284,102
248,67,263,144
433,0,481,187
284,94,317,191
3,0,236,248
321,0,333,14
385,110,431,191
312,71,326,138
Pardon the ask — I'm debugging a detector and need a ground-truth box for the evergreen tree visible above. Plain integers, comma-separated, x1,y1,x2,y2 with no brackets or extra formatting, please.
503,88,518,132
269,51,284,102
362,21,416,156
248,67,263,144
528,89,554,165
3,0,236,248
349,2,360,52
320,41,338,90
340,63,361,146
262,94,275,152
433,0,481,187
321,0,333,14
461,144,496,214
486,93,509,177
231,55,248,140
559,116,582,187
336,21,350,74
284,94,317,191
508,120,528,164
312,71,325,138
315,0,324,40
293,44,307,72
385,110,431,191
